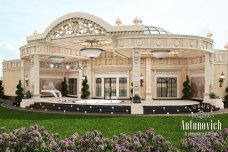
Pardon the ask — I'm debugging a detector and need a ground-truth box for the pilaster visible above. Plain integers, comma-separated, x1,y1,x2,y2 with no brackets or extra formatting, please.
30,55,40,97
132,48,141,96
86,59,92,98
145,58,152,100
78,70,82,98
20,60,25,92
204,53,214,100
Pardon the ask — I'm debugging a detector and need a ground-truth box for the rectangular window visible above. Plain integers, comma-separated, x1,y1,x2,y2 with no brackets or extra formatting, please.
157,77,177,97
119,77,127,97
69,78,77,95
96,78,102,97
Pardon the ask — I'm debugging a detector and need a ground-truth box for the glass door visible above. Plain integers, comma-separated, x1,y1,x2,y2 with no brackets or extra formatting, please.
104,78,116,99
69,78,77,96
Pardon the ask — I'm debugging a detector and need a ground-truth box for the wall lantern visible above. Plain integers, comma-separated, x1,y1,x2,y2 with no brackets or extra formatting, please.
25,75,29,86
219,72,225,87
140,74,144,87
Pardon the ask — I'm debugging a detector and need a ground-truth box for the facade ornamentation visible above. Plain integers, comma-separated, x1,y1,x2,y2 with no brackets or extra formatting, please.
2,12,227,105
48,18,106,39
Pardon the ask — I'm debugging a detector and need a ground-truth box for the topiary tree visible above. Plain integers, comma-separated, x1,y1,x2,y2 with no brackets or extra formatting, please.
182,75,192,99
130,82,133,100
60,77,68,97
224,87,228,108
81,77,90,99
15,80,24,102
0,79,3,98
133,94,141,103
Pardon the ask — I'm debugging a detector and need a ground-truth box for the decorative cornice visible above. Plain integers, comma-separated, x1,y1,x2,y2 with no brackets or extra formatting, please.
113,35,213,53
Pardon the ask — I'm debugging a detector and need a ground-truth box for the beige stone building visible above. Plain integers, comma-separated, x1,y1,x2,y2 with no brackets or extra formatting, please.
2,12,228,101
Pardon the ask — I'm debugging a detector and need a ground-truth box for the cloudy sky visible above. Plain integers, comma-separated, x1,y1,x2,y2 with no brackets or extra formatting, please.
0,0,228,76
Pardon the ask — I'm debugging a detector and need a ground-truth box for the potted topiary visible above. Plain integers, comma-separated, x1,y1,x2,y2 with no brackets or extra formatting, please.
209,92,219,99
204,92,224,109
25,91,33,99
133,94,141,103
60,77,68,97
81,77,90,99
182,75,191,99
15,80,24,102
130,82,133,100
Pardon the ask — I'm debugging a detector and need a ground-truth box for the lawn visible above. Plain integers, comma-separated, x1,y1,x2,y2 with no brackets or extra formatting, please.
0,100,227,148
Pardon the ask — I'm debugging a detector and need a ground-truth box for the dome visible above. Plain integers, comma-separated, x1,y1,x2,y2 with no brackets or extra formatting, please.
144,26,171,35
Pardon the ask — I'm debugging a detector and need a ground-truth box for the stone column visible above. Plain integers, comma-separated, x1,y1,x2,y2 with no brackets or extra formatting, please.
204,53,214,100
132,48,141,96
86,59,92,98
145,58,152,100
78,70,82,99
29,55,40,98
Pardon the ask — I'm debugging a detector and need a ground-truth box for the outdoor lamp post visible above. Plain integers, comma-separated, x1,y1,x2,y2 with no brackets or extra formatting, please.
25,75,29,86
140,74,144,87
219,72,225,87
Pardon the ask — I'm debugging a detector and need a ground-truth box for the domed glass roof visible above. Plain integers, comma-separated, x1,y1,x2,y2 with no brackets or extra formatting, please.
144,26,171,34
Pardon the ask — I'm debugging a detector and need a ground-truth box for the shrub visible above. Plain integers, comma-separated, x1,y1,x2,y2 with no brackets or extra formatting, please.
0,79,3,98
25,91,32,99
60,77,68,97
15,80,24,102
224,87,228,108
180,128,228,152
133,94,141,103
81,77,90,99
0,124,50,152
106,128,175,151
130,82,133,100
210,92,220,99
0,125,176,152
182,75,192,99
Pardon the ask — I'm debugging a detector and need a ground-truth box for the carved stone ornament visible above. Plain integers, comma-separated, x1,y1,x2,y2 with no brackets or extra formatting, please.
134,50,140,64
48,18,106,39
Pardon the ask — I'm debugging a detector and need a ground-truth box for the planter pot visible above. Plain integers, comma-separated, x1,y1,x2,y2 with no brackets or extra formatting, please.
203,99,224,109
133,99,141,103
20,99,35,108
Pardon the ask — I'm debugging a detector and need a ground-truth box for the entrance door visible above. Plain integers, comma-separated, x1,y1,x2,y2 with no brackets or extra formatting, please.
69,78,77,96
104,78,116,99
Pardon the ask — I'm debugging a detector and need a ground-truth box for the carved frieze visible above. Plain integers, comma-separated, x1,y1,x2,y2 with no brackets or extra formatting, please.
20,45,81,58
47,18,106,39
114,36,213,53
214,52,226,63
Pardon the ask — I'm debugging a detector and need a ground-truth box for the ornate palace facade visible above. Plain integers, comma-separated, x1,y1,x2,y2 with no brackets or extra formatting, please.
2,12,228,101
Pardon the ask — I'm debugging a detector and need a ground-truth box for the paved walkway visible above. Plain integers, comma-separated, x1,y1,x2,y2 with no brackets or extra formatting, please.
1,99,228,116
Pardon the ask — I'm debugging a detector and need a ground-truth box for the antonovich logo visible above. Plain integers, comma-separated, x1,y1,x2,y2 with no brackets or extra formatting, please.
181,111,222,134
